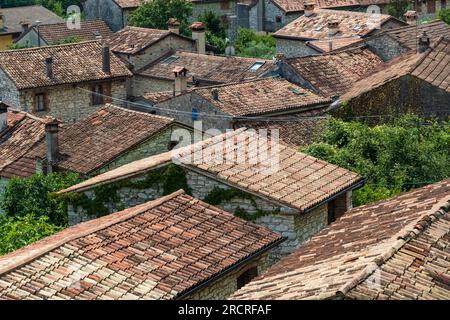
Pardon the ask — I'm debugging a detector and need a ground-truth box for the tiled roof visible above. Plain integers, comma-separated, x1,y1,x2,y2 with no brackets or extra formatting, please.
26,20,113,44
6,104,178,176
189,78,332,116
273,9,401,40
113,0,143,8
0,41,132,90
341,37,450,101
0,5,63,35
141,91,175,104
0,190,283,300
306,36,364,53
108,26,193,55
60,128,363,213
378,20,450,50
285,46,383,97
0,109,45,178
137,51,274,84
271,0,389,13
231,178,450,300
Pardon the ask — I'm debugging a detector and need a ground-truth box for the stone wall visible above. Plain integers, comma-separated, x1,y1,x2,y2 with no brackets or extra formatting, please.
184,253,272,300
275,37,319,58
0,68,21,107
365,35,409,61
84,0,124,32
191,1,237,21
18,80,128,124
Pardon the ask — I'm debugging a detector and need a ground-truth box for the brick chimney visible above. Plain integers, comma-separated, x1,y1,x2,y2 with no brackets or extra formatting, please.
173,66,188,95
45,57,53,79
43,117,61,173
328,19,340,37
404,10,418,26
418,31,430,53
190,22,206,54
303,1,316,17
167,18,180,34
0,102,8,133
102,43,111,74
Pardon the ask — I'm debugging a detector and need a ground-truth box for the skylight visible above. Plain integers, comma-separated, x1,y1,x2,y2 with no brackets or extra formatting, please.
249,61,265,72
161,55,179,65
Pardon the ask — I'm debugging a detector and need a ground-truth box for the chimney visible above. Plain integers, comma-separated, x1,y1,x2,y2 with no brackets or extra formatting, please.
404,10,418,26
190,22,206,55
173,66,188,95
44,117,61,173
418,31,430,53
0,102,8,133
328,19,340,37
211,88,219,101
45,57,53,79
102,43,111,74
303,1,316,17
0,13,4,30
167,18,180,34
20,21,29,32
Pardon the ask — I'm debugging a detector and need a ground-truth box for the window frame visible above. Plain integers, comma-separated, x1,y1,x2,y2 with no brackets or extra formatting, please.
34,92,46,112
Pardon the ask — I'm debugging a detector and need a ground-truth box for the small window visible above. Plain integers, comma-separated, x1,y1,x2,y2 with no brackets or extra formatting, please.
327,199,336,224
92,84,104,105
237,266,258,289
192,108,199,121
275,16,282,23
35,93,46,112
249,61,265,72
161,55,179,65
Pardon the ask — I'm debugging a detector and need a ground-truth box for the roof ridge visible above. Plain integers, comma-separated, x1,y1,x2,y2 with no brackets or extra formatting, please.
0,189,186,276
103,103,175,122
0,40,101,54
336,198,450,297
408,36,445,74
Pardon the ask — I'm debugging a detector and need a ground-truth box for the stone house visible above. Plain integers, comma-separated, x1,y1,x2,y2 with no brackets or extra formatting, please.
0,41,132,124
277,46,383,99
231,178,450,300
0,5,63,50
412,0,448,19
59,128,364,259
273,6,407,58
334,36,450,123
15,20,112,47
0,189,284,300
0,104,193,184
133,49,275,95
363,19,450,61
138,77,332,131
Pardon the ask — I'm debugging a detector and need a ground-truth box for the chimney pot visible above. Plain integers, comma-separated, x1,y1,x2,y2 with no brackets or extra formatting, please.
43,117,61,173
167,18,180,34
20,21,29,32
102,43,111,74
45,56,53,79
418,31,430,53
328,19,340,36
173,66,188,94
303,1,316,17
0,102,8,133
190,22,206,54
404,10,418,25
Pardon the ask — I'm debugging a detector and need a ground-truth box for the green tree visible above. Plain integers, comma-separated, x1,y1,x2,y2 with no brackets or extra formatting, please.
234,28,276,59
0,214,62,255
128,0,193,36
387,0,411,20
0,173,81,226
52,35,83,45
302,115,450,206
438,9,450,24
199,10,226,38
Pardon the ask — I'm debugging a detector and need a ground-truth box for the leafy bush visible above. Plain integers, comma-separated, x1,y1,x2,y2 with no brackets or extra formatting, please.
52,35,83,45
0,214,62,255
387,0,411,20
438,9,450,25
302,115,450,206
199,10,226,38
234,28,276,59
0,173,81,226
205,31,226,54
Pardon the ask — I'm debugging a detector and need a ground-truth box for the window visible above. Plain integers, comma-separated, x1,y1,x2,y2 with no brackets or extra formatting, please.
327,199,336,224
35,93,46,112
92,84,104,105
249,61,265,72
275,16,282,23
161,55,179,65
237,266,258,289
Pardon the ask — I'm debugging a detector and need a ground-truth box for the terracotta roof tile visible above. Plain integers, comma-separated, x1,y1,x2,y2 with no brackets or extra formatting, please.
231,178,450,299
341,37,450,101
5,104,178,176
286,46,383,97
306,36,364,52
113,0,143,8
272,0,389,13
29,20,112,44
274,9,401,40
0,41,132,90
0,5,63,35
137,51,274,84
0,190,283,300
60,128,363,212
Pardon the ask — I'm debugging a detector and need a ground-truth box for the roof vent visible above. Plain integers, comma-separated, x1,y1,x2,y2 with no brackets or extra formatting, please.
211,88,219,101
288,87,304,95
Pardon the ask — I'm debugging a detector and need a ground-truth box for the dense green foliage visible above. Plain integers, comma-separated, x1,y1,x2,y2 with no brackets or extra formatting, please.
128,0,193,36
438,9,450,25
387,0,411,19
234,28,276,59
0,214,62,255
302,116,450,206
6,43,34,50
199,11,228,54
52,35,82,45
0,173,81,226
